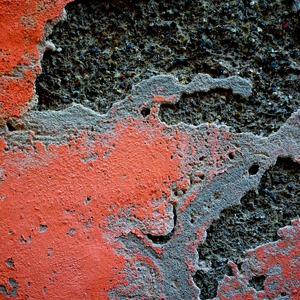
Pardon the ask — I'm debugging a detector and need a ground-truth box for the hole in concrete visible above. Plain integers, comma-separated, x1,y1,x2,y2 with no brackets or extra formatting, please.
249,163,259,175
35,0,299,136
147,205,177,244
84,196,91,205
66,228,76,237
190,215,195,224
47,248,53,257
6,121,16,132
199,174,205,180
6,120,26,132
228,152,235,160
193,157,300,299
141,108,151,118
248,275,267,292
39,224,48,232
5,258,14,268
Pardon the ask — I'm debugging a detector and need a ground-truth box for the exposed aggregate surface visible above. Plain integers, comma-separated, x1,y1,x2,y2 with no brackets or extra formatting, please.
37,0,300,135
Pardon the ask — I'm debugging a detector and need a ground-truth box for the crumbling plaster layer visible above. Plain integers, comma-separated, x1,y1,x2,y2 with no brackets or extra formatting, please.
0,0,300,299
0,0,73,118
1,73,300,299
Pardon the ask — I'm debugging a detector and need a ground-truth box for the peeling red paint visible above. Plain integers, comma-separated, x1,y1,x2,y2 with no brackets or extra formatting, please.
218,219,300,300
0,117,187,298
0,0,73,118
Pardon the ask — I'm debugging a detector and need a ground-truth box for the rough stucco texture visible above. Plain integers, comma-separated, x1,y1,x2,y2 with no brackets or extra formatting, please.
0,1,300,299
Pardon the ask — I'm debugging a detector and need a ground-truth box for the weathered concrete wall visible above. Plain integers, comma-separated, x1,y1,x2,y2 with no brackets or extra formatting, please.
0,1,299,299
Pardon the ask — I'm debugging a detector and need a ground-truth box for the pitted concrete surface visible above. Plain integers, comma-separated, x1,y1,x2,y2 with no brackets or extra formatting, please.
0,1,300,299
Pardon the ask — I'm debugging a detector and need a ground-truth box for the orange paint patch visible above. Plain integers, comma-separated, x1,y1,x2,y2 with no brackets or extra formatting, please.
0,118,186,298
0,0,73,118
